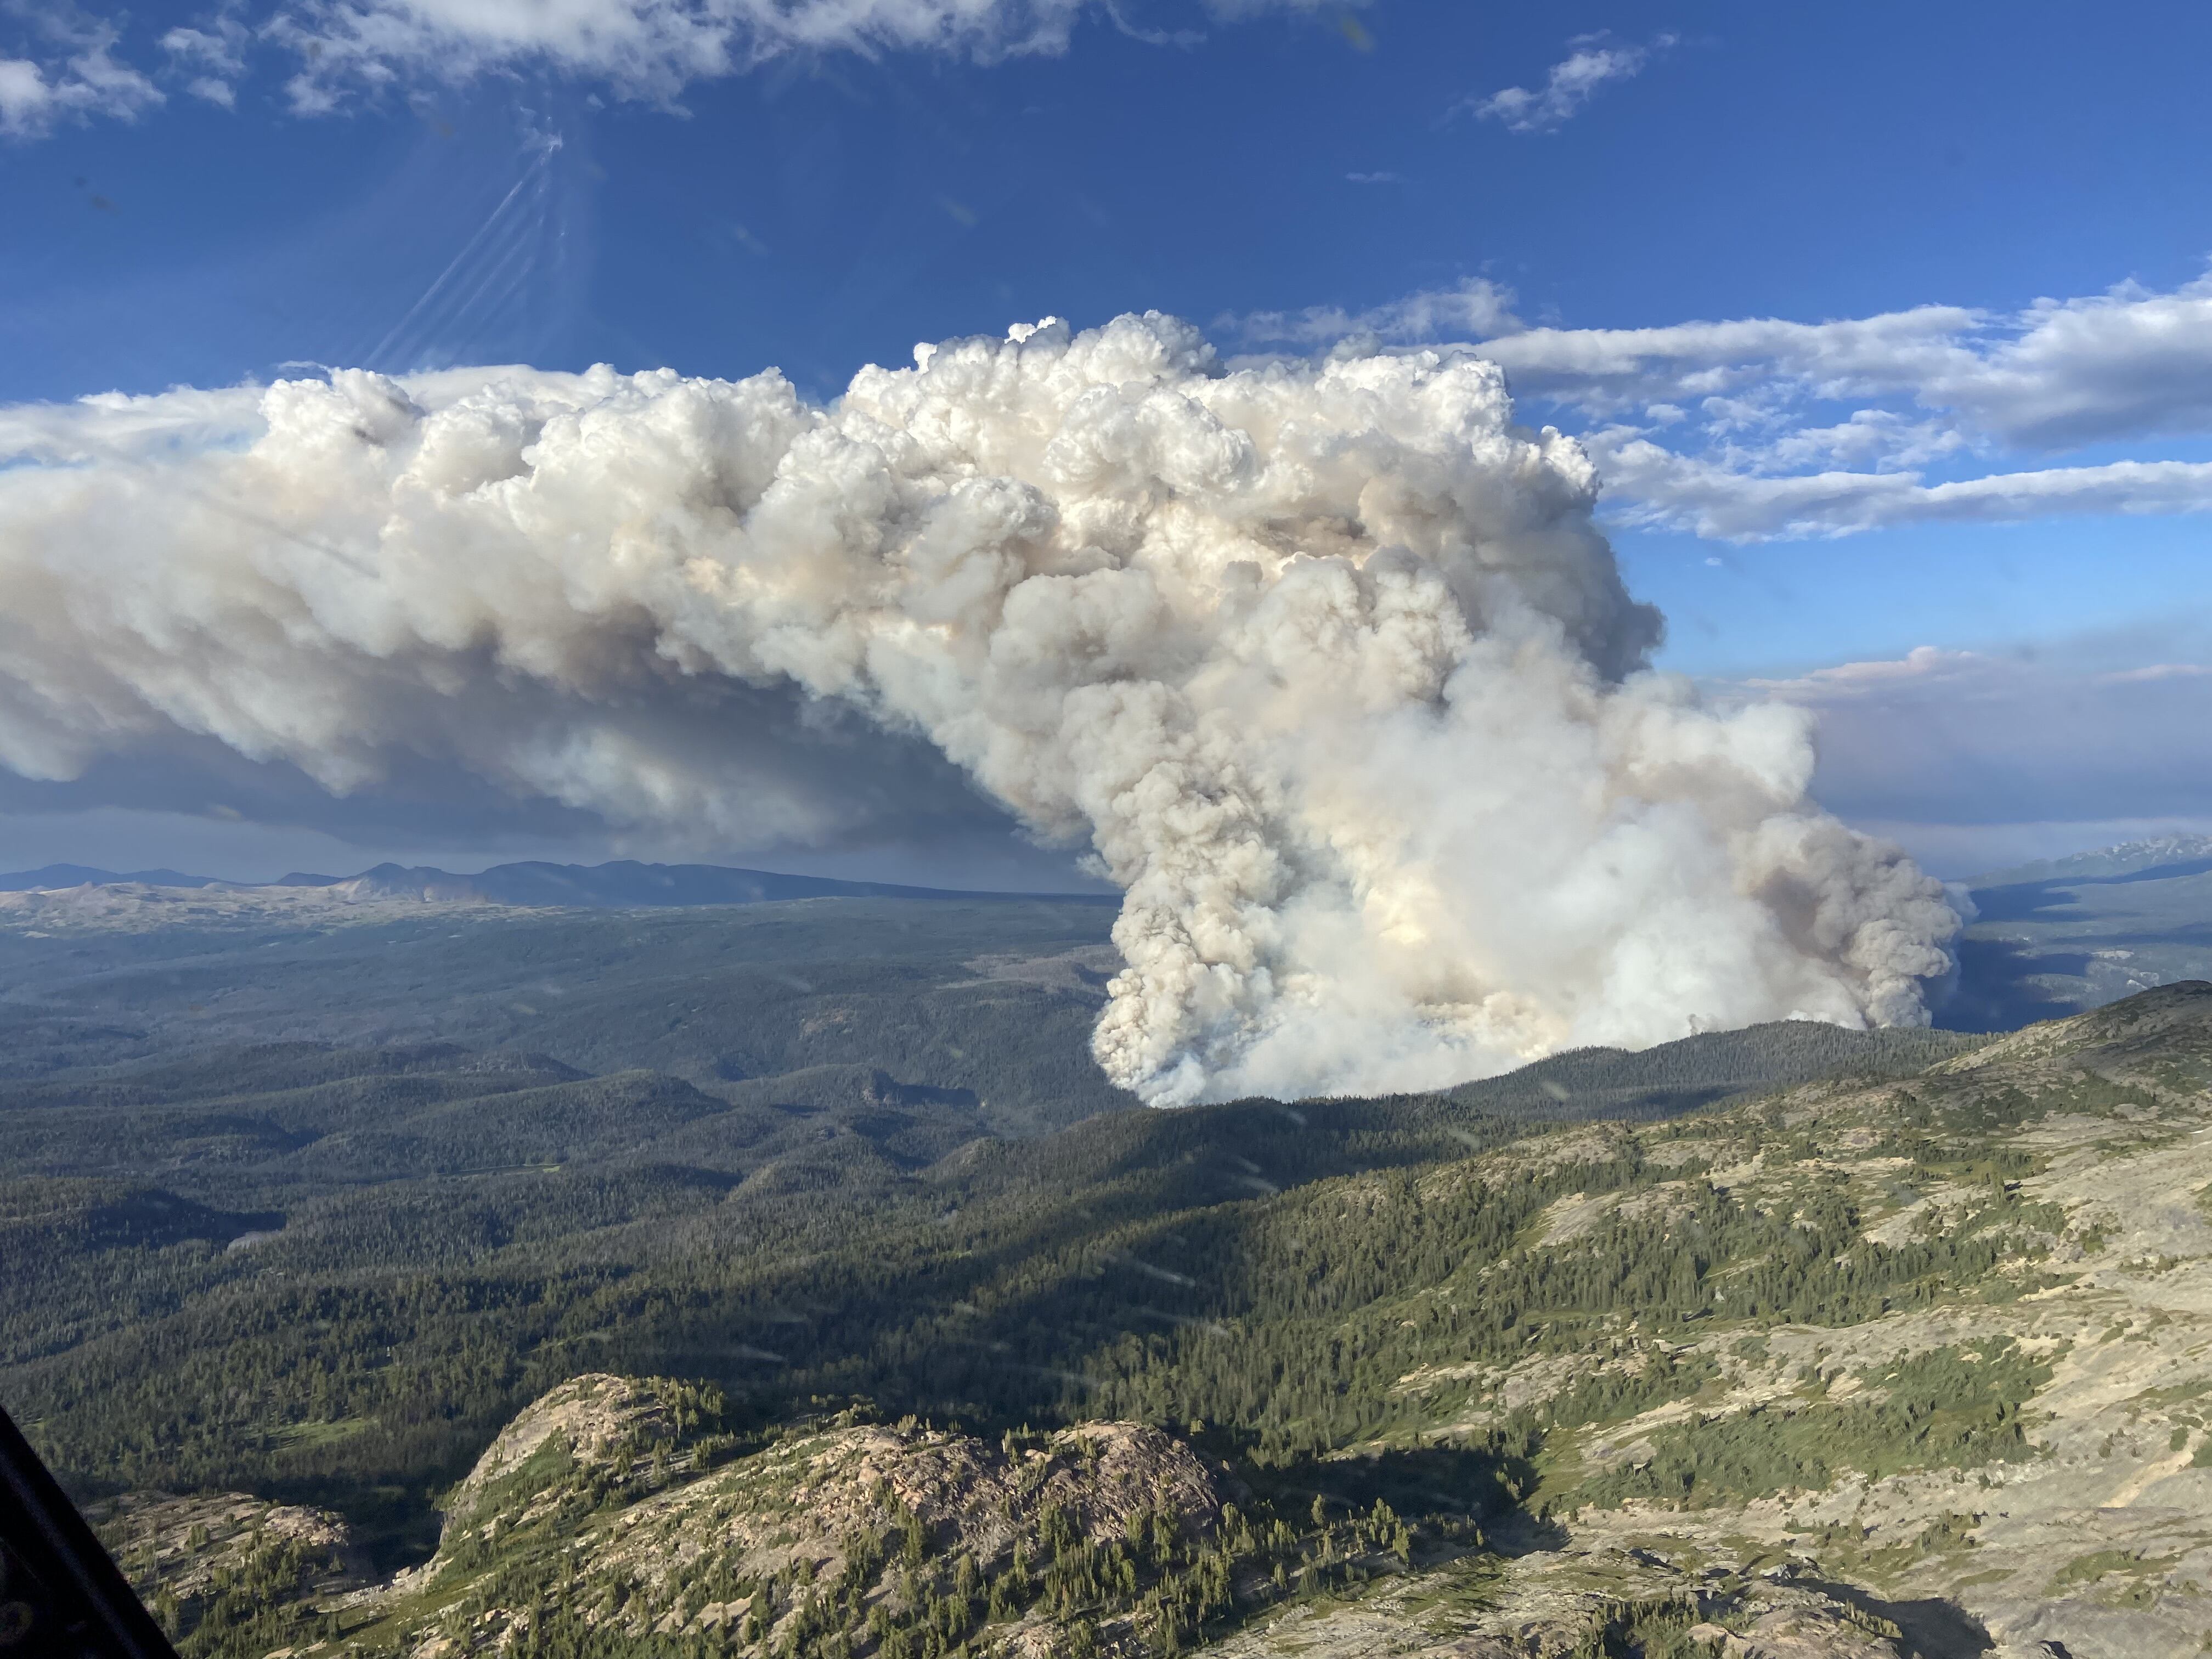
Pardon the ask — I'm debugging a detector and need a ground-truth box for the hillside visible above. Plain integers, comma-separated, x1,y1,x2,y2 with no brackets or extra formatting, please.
93,1373,1915,1659
0,1008,1970,1542
13,984,2212,1654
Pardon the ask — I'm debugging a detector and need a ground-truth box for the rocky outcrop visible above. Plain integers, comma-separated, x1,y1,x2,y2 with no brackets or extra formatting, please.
89,1489,371,1642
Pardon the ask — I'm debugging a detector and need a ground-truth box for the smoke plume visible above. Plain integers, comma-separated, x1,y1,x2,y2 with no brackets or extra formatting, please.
0,313,1959,1102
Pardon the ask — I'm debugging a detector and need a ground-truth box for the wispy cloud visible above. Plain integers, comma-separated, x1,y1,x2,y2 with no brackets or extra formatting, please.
160,9,249,108
1475,275,2212,451
0,7,160,138
1244,268,2212,540
4,0,1350,134
1589,448,2212,540
1463,32,1673,135
1489,270,2212,538
1223,276,1521,348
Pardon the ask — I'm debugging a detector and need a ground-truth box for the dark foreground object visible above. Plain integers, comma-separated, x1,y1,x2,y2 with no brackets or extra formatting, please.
0,1404,176,1659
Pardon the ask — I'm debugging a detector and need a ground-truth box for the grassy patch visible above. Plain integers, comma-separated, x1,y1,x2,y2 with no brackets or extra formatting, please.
2047,1549,2180,1604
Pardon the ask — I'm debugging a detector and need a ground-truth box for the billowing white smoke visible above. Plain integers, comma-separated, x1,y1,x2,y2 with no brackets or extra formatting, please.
0,313,1959,1103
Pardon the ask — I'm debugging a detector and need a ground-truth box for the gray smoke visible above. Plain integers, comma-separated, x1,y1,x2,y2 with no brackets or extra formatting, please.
0,313,1959,1102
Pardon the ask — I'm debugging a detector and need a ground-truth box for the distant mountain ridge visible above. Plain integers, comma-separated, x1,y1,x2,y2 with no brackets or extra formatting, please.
0,857,1114,907
1970,832,2212,887
0,863,226,892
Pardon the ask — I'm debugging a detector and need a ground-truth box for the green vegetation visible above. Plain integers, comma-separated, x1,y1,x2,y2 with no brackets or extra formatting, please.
7,905,2204,1658
1583,1340,2052,1508
2047,1548,2183,1606
0,901,2005,1556
162,1531,352,1658
2,1026,2056,1581
155,1377,1493,1659
3,1074,2061,1545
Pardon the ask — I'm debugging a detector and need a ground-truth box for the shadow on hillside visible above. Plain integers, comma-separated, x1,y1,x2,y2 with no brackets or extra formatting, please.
2095,855,2212,887
1972,857,2212,925
1797,1574,1994,1657
1940,935,2091,1031
1235,1442,1550,1537
1535,1085,1738,1121
1966,879,2089,924
262,1474,447,1576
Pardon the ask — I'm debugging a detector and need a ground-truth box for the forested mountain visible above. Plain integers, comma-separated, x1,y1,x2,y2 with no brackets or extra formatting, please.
0,1008,1973,1534
9,984,2212,1650
12,893,2212,1656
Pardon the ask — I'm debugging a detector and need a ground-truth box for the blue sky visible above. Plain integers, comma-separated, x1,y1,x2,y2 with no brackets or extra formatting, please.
4,0,2212,880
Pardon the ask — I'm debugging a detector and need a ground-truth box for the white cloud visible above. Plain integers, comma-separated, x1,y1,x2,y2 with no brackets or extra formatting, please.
266,0,749,112
8,0,1343,131
1250,267,2212,539
197,0,1334,122
0,10,160,138
161,11,249,106
1587,442,2212,540
1477,274,2212,451
1465,32,1672,135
